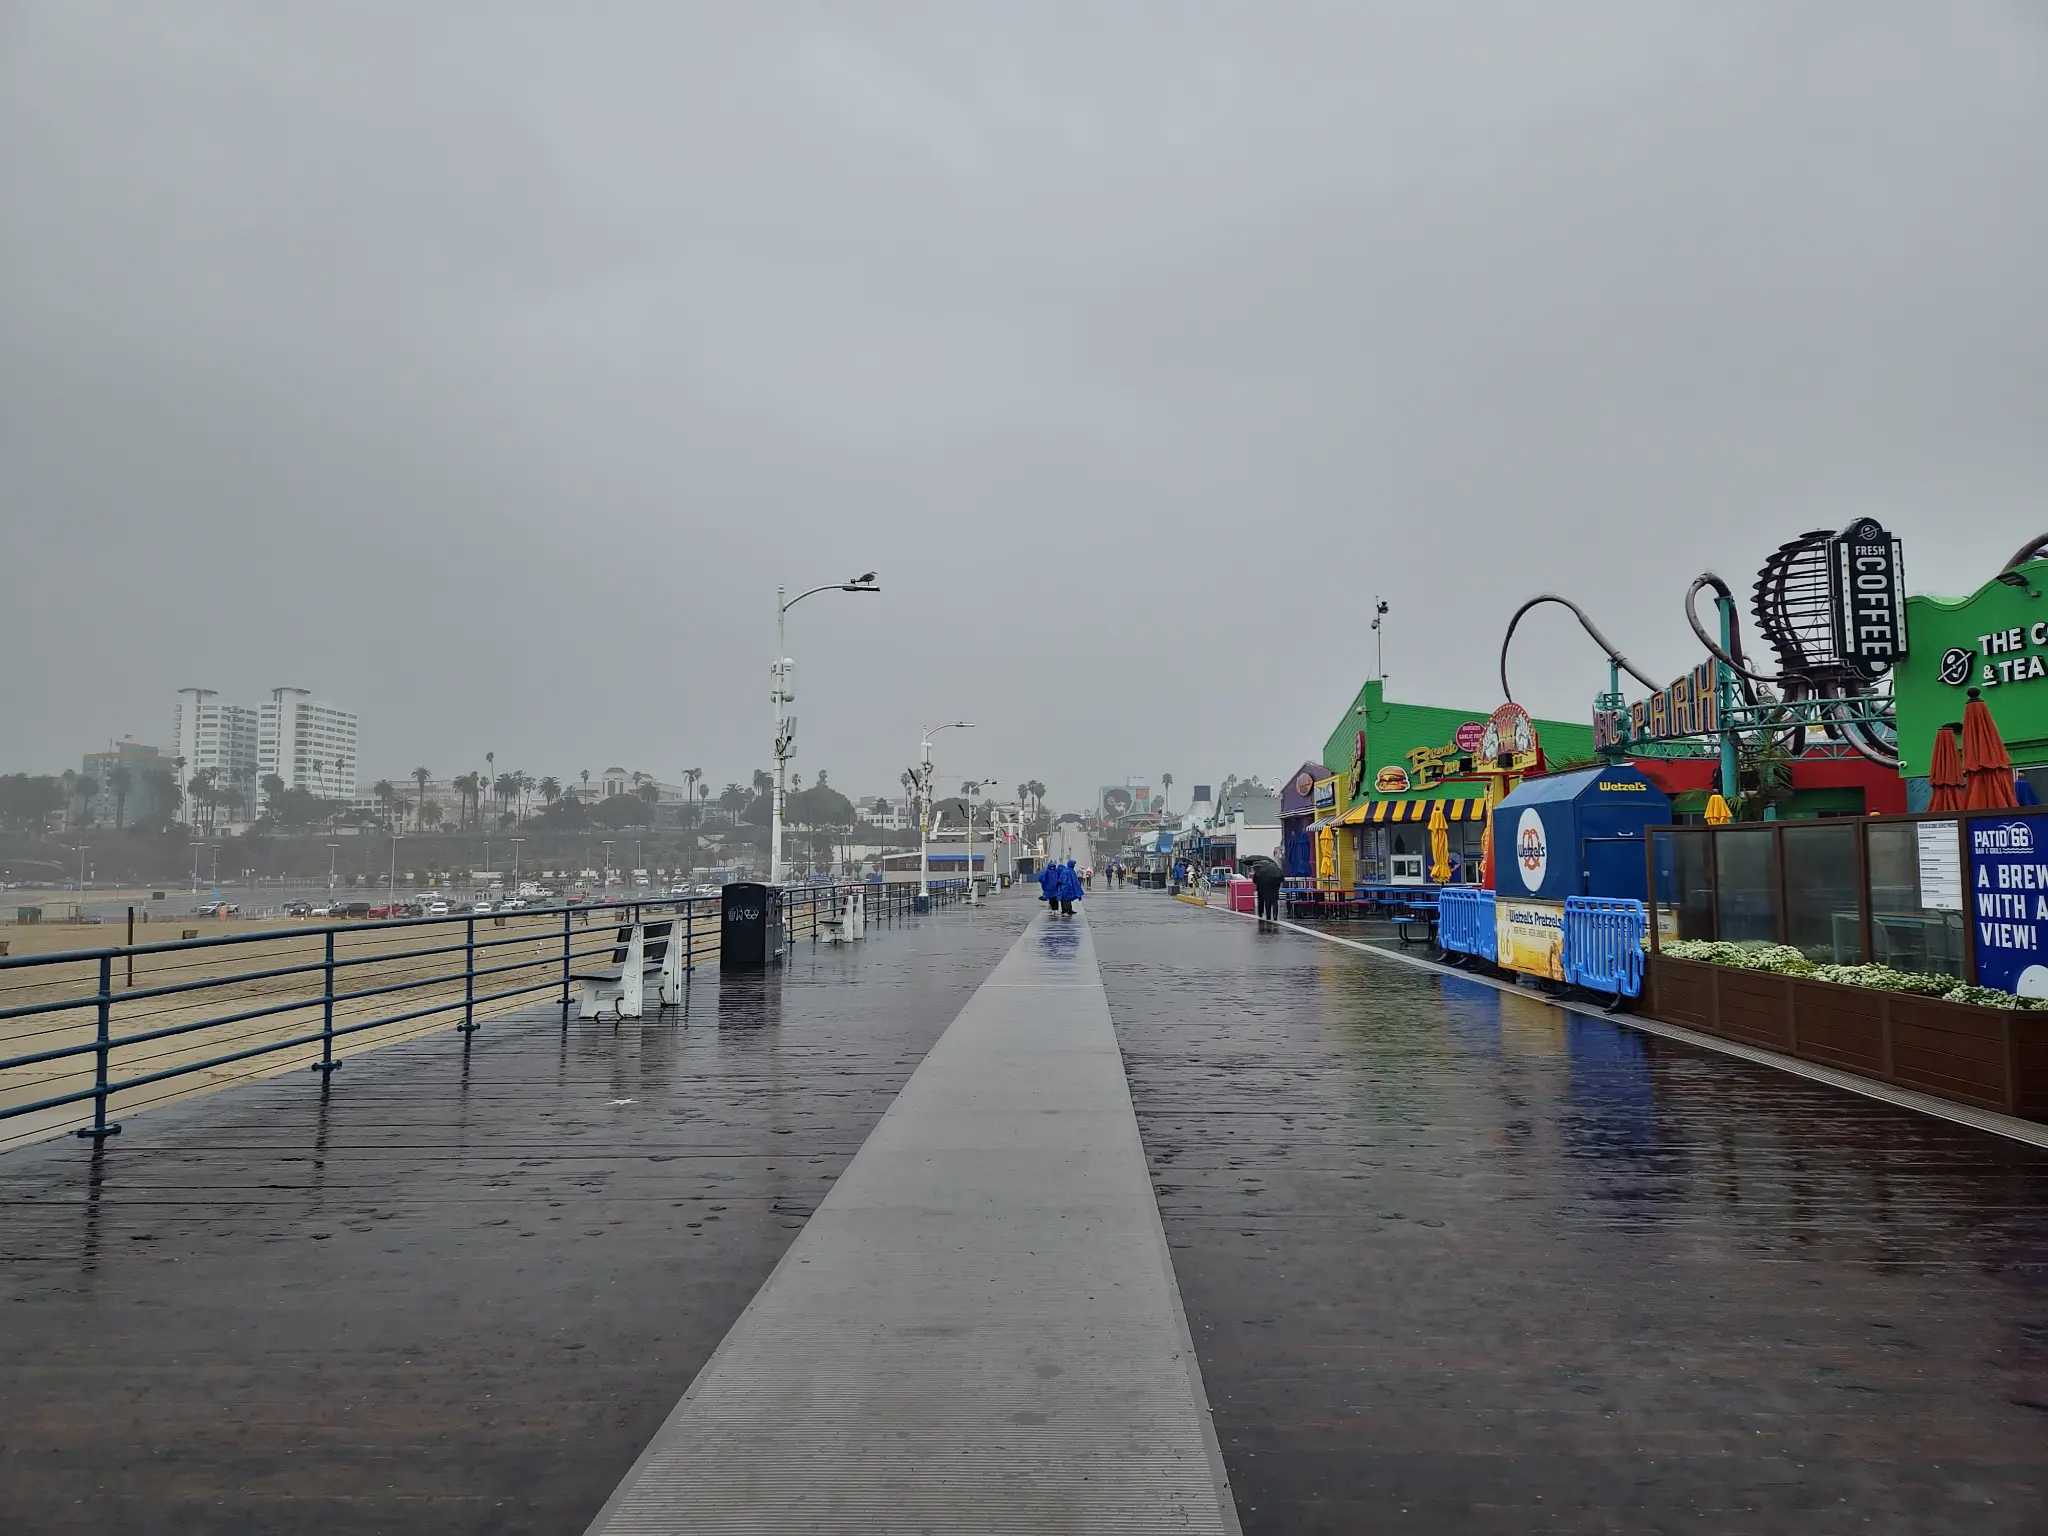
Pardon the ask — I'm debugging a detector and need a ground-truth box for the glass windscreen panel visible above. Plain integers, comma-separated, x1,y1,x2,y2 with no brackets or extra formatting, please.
1713,827,1780,944
1866,820,1967,980
1652,829,1715,941
1781,822,1862,963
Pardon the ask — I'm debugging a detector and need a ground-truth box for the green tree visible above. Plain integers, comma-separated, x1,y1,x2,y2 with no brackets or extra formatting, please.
0,773,64,831
138,767,180,833
413,766,432,830
594,793,653,829
719,783,747,824
108,765,132,830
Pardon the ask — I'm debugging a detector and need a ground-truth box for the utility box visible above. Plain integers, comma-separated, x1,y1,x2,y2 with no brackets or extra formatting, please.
720,882,785,967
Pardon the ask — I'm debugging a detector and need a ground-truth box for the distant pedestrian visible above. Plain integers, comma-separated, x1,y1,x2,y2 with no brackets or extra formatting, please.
1244,855,1284,922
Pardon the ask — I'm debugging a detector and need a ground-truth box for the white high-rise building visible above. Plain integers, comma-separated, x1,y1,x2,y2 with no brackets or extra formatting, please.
172,687,261,796
258,687,360,800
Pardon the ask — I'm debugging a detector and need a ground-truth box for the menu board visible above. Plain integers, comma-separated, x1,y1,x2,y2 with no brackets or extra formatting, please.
1916,820,1962,911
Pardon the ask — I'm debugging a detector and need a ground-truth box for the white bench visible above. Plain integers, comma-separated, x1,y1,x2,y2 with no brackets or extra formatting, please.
573,920,684,1019
817,887,868,944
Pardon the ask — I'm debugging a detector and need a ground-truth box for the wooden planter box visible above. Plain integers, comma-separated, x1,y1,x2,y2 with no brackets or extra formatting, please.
1646,954,2048,1121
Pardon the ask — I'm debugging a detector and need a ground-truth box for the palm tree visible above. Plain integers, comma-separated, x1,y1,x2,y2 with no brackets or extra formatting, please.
413,766,431,830
696,781,710,823
720,783,747,824
189,768,219,836
494,771,518,824
540,775,561,808
1160,773,1173,814
372,779,397,828
682,767,702,824
109,765,132,831
579,768,590,802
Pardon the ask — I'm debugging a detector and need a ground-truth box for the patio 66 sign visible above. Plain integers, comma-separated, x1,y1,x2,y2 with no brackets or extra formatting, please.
1971,813,2048,998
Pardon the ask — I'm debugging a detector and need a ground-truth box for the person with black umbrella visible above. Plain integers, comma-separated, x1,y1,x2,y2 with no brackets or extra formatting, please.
1241,854,1284,922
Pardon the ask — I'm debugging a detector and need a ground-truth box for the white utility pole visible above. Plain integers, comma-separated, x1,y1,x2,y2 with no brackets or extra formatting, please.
917,722,974,901
773,574,879,885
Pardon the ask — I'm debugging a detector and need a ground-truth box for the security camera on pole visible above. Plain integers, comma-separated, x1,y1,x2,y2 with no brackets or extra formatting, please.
772,574,880,886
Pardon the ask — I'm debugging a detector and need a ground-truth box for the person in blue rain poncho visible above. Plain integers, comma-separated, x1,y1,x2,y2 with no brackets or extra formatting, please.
1052,858,1081,917
1037,861,1056,905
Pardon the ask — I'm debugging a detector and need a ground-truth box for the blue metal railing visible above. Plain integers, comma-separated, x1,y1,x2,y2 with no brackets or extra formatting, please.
1562,896,1648,1000
0,880,965,1150
1437,887,1497,963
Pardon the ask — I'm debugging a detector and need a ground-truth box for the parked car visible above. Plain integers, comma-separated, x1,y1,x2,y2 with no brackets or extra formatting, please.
309,903,333,918
284,901,313,917
473,901,493,915
426,900,450,916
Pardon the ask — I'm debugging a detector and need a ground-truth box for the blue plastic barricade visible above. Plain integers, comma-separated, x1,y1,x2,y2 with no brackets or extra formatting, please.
1562,896,1647,999
1436,886,1497,963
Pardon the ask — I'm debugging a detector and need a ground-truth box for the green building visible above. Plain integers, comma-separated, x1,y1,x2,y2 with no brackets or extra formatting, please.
1893,556,2048,787
1316,680,1598,886
1320,679,1597,803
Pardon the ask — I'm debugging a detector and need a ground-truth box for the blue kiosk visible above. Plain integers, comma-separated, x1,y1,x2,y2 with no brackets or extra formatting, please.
1492,763,1671,905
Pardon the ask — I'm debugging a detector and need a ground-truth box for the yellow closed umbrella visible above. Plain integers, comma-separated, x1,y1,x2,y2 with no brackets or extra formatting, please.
1703,793,1733,825
1427,799,1451,883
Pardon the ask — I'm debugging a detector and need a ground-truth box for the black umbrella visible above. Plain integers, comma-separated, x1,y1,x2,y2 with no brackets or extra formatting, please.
1241,854,1283,882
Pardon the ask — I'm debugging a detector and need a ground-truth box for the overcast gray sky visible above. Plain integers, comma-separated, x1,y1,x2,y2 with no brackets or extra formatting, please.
4,2,2045,805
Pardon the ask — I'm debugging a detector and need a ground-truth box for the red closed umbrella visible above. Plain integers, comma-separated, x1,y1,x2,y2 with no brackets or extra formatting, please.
1961,688,2018,811
1927,723,1966,814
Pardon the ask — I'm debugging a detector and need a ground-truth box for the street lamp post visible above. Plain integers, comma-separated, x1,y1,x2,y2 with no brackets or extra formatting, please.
388,830,401,909
772,574,880,885
511,837,524,888
917,723,974,901
326,842,339,895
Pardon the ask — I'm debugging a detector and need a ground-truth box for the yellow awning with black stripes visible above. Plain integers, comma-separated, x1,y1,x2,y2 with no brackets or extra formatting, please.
1339,797,1486,825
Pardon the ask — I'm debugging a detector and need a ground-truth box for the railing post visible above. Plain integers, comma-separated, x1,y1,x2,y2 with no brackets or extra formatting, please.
310,929,340,1075
75,953,122,1140
459,915,479,1032
560,907,573,1020
685,900,694,974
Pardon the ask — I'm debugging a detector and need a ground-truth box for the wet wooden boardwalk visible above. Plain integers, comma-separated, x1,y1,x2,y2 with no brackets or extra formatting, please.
0,902,1036,1535
7,886,2048,1533
1090,892,2048,1534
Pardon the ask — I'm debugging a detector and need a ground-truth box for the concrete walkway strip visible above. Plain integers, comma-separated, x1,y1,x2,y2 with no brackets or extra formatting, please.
586,911,1241,1535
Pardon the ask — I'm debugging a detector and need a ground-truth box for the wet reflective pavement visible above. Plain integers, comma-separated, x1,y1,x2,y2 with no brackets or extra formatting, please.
0,901,1034,1535
1090,891,2048,1534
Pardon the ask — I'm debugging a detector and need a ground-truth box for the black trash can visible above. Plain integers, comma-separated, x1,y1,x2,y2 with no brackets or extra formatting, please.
720,882,785,966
